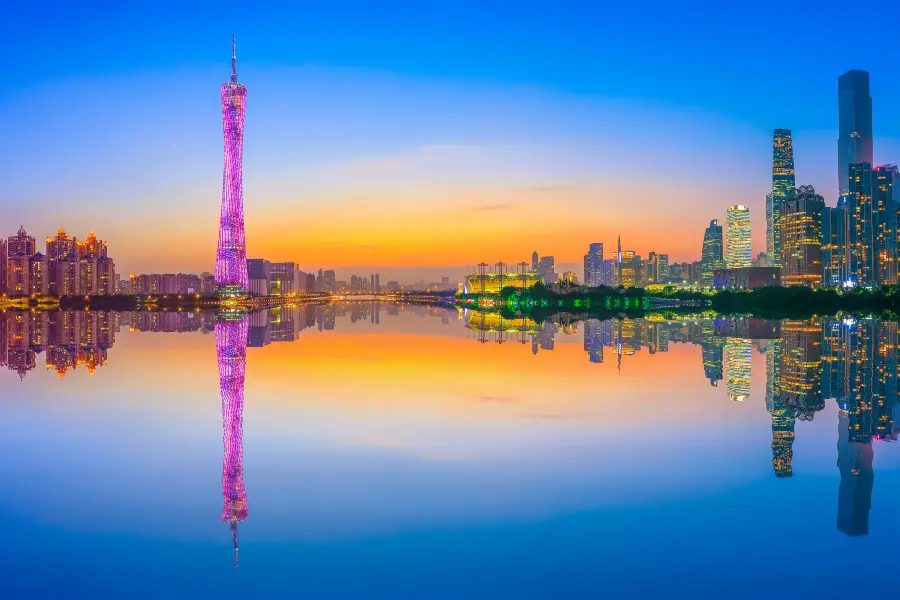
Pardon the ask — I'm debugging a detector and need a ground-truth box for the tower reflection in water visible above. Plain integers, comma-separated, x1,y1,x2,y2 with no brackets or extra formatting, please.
215,311,249,566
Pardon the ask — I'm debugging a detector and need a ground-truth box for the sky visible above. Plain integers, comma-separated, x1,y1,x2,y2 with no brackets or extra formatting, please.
2,0,899,281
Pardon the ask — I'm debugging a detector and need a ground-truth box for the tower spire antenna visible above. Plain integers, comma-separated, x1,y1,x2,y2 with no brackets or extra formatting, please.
231,34,237,83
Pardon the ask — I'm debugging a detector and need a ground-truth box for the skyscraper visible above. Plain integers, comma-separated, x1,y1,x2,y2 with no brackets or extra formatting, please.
848,162,875,284
45,226,75,295
873,165,899,285
584,243,603,287
726,205,751,268
616,235,622,286
769,129,796,267
838,70,873,196
822,198,850,287
648,252,669,284
216,37,249,295
701,220,723,286
780,186,825,288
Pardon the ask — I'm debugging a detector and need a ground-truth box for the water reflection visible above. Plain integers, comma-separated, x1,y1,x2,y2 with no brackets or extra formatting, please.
1,305,898,554
464,310,899,538
216,312,249,566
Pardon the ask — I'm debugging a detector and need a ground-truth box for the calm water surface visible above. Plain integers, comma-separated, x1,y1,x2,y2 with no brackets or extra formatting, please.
2,303,899,598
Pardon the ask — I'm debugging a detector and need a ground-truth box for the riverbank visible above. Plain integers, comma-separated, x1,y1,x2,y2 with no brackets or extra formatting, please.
457,283,900,320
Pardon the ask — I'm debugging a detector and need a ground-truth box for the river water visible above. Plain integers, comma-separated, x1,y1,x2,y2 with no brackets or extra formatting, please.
1,304,898,598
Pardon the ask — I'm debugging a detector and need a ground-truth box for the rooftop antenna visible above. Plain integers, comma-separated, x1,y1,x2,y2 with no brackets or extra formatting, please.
231,35,238,83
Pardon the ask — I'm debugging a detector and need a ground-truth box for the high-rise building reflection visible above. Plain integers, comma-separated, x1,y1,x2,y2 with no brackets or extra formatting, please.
216,312,249,567
725,338,751,402
836,411,874,537
700,321,724,386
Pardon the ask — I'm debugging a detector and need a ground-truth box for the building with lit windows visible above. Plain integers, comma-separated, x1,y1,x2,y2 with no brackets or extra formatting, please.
780,185,825,288
838,70,873,196
872,165,899,285
701,219,724,286
28,253,48,295
848,162,875,284
58,257,80,296
584,243,603,287
615,251,641,288
4,227,39,297
45,227,76,295
6,253,30,295
464,270,542,295
769,129,796,267
647,252,669,284
726,205,751,268
822,198,850,287
7,226,36,256
538,256,556,285
96,257,116,295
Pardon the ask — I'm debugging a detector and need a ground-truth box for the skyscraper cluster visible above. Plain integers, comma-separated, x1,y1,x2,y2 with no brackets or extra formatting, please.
762,70,898,289
1,226,117,296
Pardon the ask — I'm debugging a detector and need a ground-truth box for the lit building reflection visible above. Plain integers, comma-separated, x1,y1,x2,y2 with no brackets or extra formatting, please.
700,321,724,386
830,319,897,536
725,338,752,402
216,311,249,567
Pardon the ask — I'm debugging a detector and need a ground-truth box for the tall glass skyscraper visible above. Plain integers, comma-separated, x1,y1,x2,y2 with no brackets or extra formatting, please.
873,165,899,285
701,219,723,286
822,198,850,287
838,70,873,195
584,242,603,286
769,129,796,267
848,162,874,284
726,205,751,268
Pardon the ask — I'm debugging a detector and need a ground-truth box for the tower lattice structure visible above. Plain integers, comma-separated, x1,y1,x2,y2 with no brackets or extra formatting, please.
216,313,249,566
216,36,249,293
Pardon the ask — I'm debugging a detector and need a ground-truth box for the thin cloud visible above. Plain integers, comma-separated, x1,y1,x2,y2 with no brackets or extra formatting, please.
526,413,571,420
528,185,579,193
475,394,513,403
473,203,515,211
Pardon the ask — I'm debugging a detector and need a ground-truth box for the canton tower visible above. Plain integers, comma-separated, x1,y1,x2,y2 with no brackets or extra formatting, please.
216,37,249,294
217,314,249,566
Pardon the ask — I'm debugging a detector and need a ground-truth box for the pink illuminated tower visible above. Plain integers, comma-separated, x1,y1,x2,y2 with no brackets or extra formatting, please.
216,313,249,566
216,36,249,295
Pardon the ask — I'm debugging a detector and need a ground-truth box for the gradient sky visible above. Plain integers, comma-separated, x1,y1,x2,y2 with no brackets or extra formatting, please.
2,1,899,280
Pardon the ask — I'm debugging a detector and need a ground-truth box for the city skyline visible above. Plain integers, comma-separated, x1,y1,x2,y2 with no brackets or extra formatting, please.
3,5,900,281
